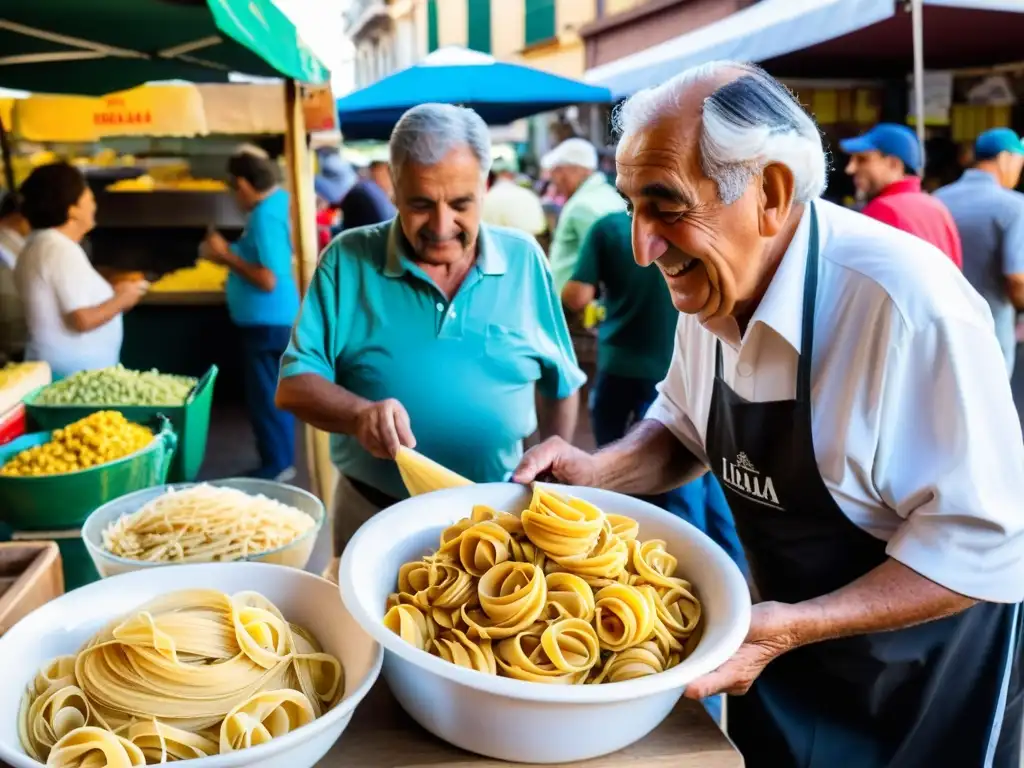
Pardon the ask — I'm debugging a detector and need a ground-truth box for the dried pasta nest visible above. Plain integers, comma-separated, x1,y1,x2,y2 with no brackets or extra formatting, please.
18,590,343,765
384,489,702,684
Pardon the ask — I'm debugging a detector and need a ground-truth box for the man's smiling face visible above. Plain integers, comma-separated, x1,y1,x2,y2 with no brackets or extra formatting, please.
615,90,768,323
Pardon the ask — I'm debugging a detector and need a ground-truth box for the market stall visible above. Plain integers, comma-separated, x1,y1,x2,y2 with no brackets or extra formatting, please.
0,0,329,586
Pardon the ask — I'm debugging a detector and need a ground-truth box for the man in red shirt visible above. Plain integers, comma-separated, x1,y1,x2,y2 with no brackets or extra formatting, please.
841,123,962,268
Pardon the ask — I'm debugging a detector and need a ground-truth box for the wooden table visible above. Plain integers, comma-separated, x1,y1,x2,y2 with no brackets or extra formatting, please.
318,682,744,767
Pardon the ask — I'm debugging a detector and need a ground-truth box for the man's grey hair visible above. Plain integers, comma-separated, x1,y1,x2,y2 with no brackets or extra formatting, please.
389,103,492,183
614,61,828,205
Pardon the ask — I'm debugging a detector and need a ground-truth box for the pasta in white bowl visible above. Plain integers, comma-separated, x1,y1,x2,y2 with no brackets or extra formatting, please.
82,479,325,578
0,563,382,768
339,483,750,765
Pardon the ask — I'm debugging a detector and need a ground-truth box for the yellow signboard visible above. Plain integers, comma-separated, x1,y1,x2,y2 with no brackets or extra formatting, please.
13,84,208,142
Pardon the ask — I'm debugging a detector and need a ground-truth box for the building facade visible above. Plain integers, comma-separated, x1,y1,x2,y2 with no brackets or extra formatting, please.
345,0,429,90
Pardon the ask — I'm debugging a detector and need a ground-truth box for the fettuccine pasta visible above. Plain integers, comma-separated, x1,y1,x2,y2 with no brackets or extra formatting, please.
384,487,703,684
19,589,343,765
101,484,316,563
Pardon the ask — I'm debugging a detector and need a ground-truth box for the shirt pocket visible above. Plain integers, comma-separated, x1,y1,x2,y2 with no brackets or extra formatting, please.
481,323,542,387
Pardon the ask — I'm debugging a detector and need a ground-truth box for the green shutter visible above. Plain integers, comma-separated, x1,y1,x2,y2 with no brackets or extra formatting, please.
524,0,556,46
427,0,439,52
467,0,492,54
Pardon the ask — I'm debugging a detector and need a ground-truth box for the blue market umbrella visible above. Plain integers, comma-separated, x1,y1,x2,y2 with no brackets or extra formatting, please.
336,47,613,140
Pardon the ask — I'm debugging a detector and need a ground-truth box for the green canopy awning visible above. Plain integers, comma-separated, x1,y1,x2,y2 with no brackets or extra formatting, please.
0,0,329,95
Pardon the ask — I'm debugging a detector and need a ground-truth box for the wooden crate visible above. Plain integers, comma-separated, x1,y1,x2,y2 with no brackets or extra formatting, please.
0,541,64,635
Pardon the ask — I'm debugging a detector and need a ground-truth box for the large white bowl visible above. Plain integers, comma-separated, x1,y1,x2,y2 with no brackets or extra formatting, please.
82,478,326,577
0,562,383,768
339,482,751,764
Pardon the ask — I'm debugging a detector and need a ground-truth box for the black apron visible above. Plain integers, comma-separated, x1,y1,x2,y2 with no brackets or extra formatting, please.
706,204,1024,768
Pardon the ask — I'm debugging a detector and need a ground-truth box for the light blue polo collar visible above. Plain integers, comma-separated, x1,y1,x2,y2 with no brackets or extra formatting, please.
384,219,508,278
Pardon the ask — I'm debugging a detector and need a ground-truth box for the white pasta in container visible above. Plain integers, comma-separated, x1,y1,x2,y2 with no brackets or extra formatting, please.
82,479,325,578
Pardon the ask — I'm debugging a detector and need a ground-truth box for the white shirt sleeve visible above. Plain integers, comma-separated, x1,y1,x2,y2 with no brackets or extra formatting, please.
46,241,107,314
876,312,1024,603
644,319,712,467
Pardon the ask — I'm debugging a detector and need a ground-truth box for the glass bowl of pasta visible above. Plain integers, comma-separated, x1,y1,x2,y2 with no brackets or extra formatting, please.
0,561,383,768
81,478,325,578
338,482,751,764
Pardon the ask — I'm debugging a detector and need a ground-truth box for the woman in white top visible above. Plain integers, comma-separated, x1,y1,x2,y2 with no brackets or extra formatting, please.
14,163,148,378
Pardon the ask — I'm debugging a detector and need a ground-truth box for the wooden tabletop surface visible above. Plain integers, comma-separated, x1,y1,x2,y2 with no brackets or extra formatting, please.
319,681,744,767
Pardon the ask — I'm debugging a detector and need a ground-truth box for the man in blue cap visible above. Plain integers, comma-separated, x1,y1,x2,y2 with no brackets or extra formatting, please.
314,149,395,232
841,123,962,268
936,128,1024,375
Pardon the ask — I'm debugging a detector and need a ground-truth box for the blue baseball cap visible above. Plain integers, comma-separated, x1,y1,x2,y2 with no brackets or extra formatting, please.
975,128,1024,161
840,123,922,173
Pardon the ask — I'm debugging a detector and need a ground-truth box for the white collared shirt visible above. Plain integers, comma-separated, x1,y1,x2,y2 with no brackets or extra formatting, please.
647,199,1024,604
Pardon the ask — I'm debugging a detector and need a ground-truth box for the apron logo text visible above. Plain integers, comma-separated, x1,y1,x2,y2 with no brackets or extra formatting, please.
722,453,781,508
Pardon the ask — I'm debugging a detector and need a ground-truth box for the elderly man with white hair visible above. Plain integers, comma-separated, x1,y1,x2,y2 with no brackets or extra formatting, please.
514,62,1024,767
542,137,625,293
276,103,585,560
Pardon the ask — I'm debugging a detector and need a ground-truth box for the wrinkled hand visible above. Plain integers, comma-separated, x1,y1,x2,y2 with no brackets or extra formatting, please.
511,436,598,487
685,601,801,698
355,398,416,459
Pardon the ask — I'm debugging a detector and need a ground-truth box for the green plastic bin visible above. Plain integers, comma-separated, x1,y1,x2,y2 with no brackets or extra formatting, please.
0,416,177,531
24,365,216,483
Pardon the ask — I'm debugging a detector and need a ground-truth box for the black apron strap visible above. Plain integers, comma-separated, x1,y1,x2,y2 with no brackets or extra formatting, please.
796,204,820,404
714,203,820,401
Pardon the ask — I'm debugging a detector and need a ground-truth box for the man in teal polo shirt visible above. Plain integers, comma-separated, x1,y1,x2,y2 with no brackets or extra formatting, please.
543,138,625,294
276,104,585,558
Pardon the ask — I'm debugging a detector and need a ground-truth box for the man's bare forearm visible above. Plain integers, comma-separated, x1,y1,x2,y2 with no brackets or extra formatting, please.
786,558,977,648
537,391,578,441
275,373,369,435
593,419,706,495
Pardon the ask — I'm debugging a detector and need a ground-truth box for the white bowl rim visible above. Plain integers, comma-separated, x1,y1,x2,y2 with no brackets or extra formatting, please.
0,561,383,768
339,482,751,705
81,478,326,568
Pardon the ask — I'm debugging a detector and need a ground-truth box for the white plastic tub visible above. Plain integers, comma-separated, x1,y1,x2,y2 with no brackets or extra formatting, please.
0,562,382,768
82,478,325,577
339,482,750,764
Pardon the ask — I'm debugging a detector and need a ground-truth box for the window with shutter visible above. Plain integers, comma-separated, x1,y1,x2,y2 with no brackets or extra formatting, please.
524,0,556,46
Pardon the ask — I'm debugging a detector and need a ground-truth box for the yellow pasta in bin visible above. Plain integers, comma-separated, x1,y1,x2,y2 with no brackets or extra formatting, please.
383,488,704,685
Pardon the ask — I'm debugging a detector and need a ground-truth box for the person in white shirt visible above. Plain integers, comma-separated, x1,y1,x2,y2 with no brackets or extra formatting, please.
514,61,1024,768
482,161,547,237
15,163,148,378
0,192,30,363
